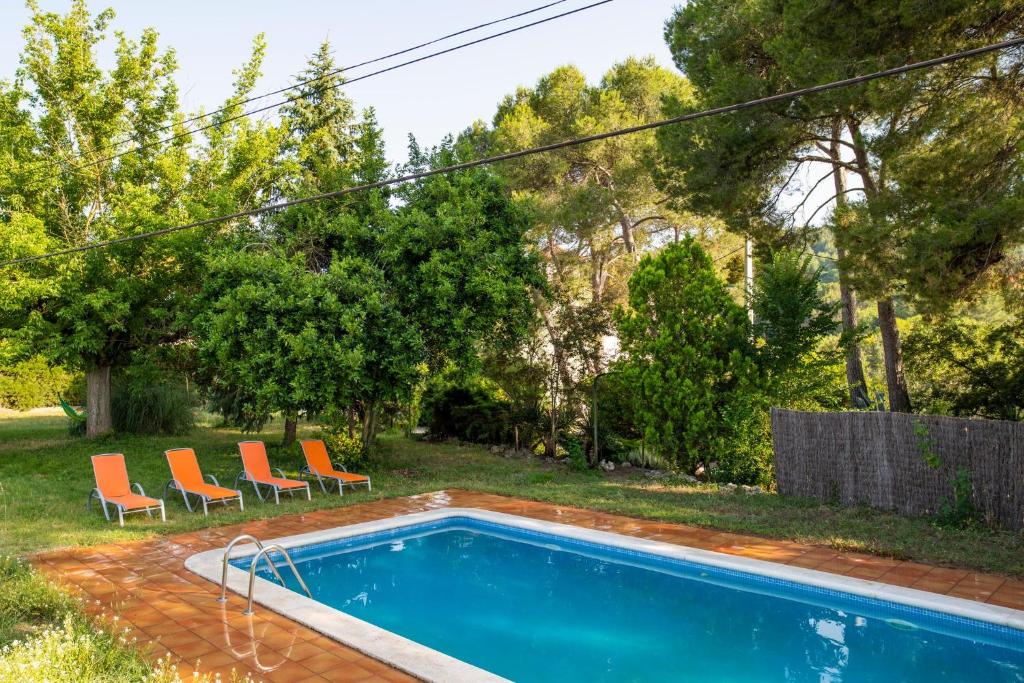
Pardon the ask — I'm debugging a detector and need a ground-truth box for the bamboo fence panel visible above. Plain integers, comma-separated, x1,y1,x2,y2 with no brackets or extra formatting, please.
771,408,1024,530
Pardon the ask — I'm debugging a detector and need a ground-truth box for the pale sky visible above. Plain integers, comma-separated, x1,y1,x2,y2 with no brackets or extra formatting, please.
0,0,680,164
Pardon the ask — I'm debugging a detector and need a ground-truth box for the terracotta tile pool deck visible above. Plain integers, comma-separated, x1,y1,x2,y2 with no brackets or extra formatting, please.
31,490,1024,682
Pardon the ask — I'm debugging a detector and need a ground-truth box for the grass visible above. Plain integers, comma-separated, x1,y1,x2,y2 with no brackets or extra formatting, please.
1,411,1021,574
1,410,1021,679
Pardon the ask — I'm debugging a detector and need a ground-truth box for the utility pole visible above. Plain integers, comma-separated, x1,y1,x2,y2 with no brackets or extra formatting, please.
744,237,755,323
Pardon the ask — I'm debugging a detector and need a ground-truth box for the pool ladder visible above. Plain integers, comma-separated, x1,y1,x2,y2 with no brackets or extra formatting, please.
219,534,312,615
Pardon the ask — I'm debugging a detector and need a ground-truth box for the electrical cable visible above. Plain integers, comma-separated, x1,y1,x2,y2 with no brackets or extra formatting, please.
5,35,1021,269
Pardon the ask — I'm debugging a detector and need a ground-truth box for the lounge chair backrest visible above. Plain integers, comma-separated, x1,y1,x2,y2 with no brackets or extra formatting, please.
166,448,204,488
239,441,273,480
301,440,332,475
92,454,131,498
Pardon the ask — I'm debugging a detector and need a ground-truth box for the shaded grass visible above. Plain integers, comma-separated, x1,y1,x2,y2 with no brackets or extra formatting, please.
0,412,1021,576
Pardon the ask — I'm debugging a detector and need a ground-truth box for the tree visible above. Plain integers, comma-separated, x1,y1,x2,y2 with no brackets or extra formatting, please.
195,130,543,451
487,58,731,453
752,250,847,412
0,1,282,436
253,41,392,443
752,250,840,378
662,0,1024,413
904,316,1024,421
614,238,760,473
837,41,1023,315
194,248,415,446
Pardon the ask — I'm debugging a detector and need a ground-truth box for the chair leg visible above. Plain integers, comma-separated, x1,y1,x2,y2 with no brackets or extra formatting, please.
117,507,125,527
367,478,372,492
202,498,209,516
180,488,193,513
273,487,280,505
238,492,244,512
316,475,329,495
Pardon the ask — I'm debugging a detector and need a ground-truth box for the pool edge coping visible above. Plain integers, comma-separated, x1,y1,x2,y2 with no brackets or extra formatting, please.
185,507,1024,682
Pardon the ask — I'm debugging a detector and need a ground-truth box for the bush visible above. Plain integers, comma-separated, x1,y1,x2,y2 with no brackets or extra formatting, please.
420,377,514,445
563,436,588,472
111,370,194,436
715,394,774,486
317,409,368,470
0,357,83,411
614,239,760,474
935,467,982,530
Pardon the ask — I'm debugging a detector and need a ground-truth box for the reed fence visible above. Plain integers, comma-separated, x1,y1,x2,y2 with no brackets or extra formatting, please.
771,408,1024,530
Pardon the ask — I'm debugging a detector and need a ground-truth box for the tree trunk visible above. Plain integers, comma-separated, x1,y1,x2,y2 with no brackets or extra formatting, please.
547,367,558,458
877,297,912,412
828,132,871,408
85,365,113,438
619,217,636,254
282,415,298,447
361,402,378,453
837,252,871,408
842,119,911,411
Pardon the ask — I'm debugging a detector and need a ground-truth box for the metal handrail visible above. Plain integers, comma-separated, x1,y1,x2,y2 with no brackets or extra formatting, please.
243,544,312,615
219,534,286,603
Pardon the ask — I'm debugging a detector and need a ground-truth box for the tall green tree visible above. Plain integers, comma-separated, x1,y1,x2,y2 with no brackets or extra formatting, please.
0,1,281,436
660,0,1023,413
614,238,760,473
256,41,393,443
487,58,731,453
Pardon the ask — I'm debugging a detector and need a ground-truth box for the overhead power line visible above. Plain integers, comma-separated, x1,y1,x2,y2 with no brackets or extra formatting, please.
45,0,578,172
47,0,614,178
5,36,1022,269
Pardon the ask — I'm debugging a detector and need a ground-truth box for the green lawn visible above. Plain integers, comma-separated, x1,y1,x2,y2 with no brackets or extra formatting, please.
1,411,1021,576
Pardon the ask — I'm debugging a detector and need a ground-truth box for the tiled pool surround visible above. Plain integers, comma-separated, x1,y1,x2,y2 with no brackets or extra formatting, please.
32,491,1024,681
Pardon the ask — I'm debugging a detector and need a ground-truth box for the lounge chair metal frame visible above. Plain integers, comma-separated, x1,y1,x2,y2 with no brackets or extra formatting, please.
233,441,311,505
299,462,372,496
162,448,244,516
163,474,244,515
87,453,165,527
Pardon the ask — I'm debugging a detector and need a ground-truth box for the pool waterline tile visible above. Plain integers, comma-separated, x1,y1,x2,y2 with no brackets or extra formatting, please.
31,490,1024,681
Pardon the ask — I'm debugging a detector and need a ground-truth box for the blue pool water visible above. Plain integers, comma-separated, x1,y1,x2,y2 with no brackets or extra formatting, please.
235,517,1024,682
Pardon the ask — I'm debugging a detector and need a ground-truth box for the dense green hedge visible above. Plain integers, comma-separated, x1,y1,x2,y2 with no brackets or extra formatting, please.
421,378,514,445
0,358,82,411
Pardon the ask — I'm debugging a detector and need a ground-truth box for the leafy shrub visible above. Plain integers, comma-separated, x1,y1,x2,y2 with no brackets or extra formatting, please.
421,377,514,444
935,467,981,530
563,437,588,472
0,357,83,411
317,409,368,470
715,394,774,486
111,370,194,436
0,558,237,682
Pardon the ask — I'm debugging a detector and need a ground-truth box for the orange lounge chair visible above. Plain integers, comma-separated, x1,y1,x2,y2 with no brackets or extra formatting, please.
234,441,311,504
299,439,372,496
87,453,166,526
163,448,244,515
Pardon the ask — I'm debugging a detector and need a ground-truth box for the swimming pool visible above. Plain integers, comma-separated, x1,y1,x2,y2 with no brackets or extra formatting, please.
188,509,1024,682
